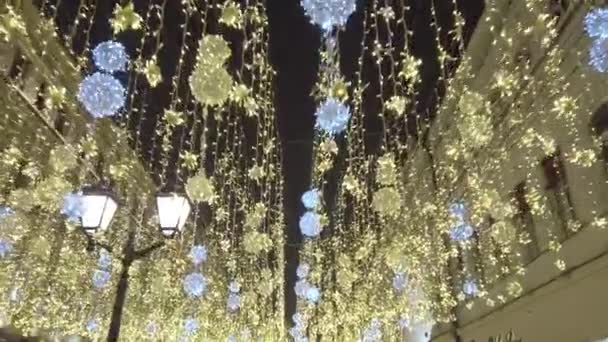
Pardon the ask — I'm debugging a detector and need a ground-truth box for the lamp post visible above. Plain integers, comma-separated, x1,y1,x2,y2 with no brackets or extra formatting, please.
75,188,191,342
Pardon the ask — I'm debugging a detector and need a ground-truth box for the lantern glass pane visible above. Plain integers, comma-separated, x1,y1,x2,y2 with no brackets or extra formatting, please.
157,195,191,230
81,195,116,230
100,197,118,231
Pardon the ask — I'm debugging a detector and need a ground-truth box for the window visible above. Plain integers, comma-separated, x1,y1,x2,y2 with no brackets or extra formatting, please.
7,52,27,80
548,0,569,20
514,46,531,68
512,182,540,263
541,149,577,239
35,82,47,111
590,103,608,170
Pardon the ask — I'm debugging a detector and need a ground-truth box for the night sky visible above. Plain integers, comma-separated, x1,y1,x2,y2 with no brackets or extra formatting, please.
266,0,484,317
41,0,485,322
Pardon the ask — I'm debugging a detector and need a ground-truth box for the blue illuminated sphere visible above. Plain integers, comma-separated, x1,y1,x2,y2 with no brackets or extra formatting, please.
361,319,382,342
146,321,158,336
590,38,608,73
0,240,13,258
392,272,408,292
290,326,308,341
189,245,208,265
92,41,128,73
183,317,199,335
78,72,126,118
228,280,240,293
449,223,474,242
86,319,99,333
61,192,82,221
292,312,306,328
315,98,351,135
183,272,207,298
226,293,241,312
448,202,466,220
296,263,310,279
299,211,322,238
300,0,357,31
463,278,478,296
227,336,237,342
301,188,320,209
584,8,608,40
398,317,409,330
0,206,14,219
305,286,321,303
295,279,310,298
97,249,112,270
92,270,111,289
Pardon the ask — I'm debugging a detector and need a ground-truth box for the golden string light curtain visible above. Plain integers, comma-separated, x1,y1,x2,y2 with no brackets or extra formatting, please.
0,0,607,340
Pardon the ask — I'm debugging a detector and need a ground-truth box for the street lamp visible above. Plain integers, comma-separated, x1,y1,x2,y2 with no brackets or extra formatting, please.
73,188,192,342
155,192,191,238
80,187,118,236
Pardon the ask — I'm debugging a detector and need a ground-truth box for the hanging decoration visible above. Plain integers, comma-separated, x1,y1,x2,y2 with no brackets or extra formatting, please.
77,73,126,118
92,41,129,73
0,0,607,340
300,0,357,31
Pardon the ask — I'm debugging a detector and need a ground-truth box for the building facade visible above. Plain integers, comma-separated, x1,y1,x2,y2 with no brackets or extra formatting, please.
418,1,608,341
